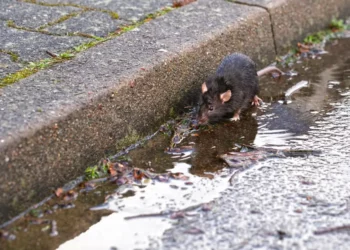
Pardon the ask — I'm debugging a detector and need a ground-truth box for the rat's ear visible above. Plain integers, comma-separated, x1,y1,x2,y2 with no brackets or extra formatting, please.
220,90,231,103
201,82,208,93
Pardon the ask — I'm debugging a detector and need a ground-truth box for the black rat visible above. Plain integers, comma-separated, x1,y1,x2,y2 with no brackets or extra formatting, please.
197,53,284,124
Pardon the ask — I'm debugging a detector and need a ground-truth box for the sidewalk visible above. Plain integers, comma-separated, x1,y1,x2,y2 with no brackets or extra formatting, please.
0,0,349,223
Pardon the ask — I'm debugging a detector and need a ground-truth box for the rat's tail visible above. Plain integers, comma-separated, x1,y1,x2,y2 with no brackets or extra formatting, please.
257,66,284,77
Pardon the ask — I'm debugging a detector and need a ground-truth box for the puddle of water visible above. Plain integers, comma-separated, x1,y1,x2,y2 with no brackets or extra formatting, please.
1,38,350,250
58,163,231,250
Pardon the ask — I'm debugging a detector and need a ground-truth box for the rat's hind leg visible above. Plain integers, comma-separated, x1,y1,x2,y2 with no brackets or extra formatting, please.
229,109,241,121
251,95,263,106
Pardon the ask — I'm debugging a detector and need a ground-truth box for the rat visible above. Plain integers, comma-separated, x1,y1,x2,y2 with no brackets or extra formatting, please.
197,53,284,124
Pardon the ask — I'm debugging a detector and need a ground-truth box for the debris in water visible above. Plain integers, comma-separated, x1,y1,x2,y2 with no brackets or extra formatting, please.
170,172,189,181
297,42,328,56
170,184,179,189
133,168,145,180
222,145,321,185
157,175,170,182
184,227,204,235
63,190,78,202
50,220,58,237
221,145,321,168
284,70,298,77
41,225,50,232
165,146,194,157
0,230,16,241
89,203,110,211
328,80,341,85
124,202,212,220
29,219,50,225
170,211,186,219
285,80,309,97
60,203,75,210
314,225,350,235
201,203,212,211
79,182,97,192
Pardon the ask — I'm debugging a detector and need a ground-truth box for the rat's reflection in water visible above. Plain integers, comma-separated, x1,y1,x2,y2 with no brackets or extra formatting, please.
189,113,258,176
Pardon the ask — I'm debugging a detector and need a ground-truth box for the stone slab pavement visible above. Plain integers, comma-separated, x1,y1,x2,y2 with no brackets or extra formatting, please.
0,0,173,77
0,0,349,223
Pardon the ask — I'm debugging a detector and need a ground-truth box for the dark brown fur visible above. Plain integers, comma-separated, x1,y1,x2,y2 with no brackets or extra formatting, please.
198,53,259,124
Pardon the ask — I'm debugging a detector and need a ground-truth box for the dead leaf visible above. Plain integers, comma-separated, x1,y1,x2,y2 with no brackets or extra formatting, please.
54,188,64,197
297,42,311,53
172,0,196,8
63,190,78,201
133,168,144,180
109,167,117,176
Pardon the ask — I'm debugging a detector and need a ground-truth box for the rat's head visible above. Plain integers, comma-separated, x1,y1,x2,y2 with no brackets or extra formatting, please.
197,77,233,124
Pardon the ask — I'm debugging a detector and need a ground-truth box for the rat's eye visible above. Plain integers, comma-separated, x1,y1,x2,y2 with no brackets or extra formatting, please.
208,105,214,111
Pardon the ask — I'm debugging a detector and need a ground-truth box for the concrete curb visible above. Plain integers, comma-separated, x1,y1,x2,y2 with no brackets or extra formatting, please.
0,0,348,222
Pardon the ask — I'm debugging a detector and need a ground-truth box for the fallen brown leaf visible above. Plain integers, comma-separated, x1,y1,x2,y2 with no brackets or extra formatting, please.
133,168,144,180
173,0,196,8
54,188,64,197
109,167,117,176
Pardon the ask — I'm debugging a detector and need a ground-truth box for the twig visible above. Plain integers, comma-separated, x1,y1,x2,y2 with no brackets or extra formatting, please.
124,202,210,220
228,169,244,186
46,50,58,58
314,225,350,235
124,211,169,220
